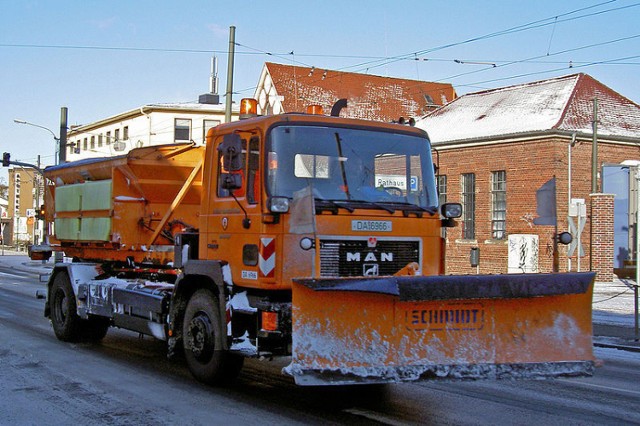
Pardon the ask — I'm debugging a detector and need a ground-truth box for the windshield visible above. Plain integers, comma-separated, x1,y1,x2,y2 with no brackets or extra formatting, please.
267,125,438,209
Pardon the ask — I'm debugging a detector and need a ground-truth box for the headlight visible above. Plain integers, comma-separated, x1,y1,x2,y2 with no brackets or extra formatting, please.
299,237,315,250
269,196,290,213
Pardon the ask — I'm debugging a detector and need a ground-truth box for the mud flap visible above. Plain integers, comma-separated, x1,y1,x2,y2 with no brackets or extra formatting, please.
286,272,595,386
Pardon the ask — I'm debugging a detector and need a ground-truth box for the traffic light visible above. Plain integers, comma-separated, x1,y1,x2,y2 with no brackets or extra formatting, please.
2,152,9,167
36,205,45,221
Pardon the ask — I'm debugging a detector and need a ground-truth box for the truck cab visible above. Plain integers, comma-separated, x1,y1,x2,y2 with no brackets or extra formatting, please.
198,106,453,362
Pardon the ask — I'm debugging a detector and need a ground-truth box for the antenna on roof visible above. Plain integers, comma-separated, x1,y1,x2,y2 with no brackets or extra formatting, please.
210,56,219,95
199,56,221,104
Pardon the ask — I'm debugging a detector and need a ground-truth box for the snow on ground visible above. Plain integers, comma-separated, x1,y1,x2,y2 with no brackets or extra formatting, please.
0,251,637,329
594,346,640,362
592,279,638,328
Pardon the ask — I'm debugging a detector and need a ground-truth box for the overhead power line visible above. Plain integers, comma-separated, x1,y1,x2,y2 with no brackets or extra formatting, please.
342,1,640,74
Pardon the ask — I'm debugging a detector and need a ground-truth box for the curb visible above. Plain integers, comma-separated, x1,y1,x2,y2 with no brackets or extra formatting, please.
593,342,640,353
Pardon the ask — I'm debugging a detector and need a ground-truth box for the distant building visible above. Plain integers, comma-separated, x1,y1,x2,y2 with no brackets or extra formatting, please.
0,196,7,219
65,98,239,161
6,167,42,247
417,73,640,280
254,62,457,122
0,196,8,245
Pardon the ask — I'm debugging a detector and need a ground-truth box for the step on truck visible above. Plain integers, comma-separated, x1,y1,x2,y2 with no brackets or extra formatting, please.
41,99,595,386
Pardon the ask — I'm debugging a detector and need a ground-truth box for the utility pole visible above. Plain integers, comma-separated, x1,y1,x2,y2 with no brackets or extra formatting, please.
225,26,236,123
59,107,68,164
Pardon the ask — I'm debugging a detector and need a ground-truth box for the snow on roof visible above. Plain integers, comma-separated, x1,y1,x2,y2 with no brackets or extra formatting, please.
261,62,457,122
417,73,640,144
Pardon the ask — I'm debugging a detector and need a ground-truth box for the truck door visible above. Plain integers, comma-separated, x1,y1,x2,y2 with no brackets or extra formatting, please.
204,132,265,287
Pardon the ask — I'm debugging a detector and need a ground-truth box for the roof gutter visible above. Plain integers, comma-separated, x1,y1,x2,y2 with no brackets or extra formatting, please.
431,129,640,150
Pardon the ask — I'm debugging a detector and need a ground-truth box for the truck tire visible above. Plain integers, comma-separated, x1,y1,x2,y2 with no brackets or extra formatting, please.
50,272,110,343
83,316,110,342
49,272,83,342
183,289,244,385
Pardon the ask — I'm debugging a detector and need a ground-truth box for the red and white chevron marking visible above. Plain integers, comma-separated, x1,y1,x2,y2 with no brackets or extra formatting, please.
259,237,275,278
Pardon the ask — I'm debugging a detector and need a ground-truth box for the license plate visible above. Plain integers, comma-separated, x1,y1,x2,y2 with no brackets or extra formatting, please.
351,220,392,232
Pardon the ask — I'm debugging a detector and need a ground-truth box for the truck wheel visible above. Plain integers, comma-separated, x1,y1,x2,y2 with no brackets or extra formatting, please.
50,273,110,343
49,272,82,342
183,289,244,385
82,316,110,342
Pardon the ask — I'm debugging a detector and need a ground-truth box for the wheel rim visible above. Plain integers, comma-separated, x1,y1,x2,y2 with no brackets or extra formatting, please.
187,312,214,362
53,288,68,325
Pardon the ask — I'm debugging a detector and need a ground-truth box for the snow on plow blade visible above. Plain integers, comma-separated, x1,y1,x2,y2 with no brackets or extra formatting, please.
287,272,595,386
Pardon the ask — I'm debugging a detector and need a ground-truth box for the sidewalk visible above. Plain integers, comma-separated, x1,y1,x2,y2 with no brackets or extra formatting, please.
592,278,640,350
1,250,638,349
0,249,54,276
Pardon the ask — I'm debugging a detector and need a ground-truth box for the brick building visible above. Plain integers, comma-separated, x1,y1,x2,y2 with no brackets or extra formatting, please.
417,73,640,281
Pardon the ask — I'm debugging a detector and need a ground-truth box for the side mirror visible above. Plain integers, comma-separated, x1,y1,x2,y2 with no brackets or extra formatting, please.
221,172,242,190
441,202,462,218
217,133,243,172
218,133,244,191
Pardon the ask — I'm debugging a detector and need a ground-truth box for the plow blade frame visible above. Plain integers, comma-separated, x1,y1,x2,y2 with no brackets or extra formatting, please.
287,272,596,386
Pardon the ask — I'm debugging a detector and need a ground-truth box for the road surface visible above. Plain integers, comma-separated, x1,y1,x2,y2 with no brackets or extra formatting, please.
1,264,639,425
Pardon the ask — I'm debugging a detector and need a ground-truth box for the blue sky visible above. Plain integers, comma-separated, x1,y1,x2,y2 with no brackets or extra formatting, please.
1,0,639,180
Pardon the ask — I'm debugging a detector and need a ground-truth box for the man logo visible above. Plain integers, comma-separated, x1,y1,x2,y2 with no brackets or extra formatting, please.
368,237,377,248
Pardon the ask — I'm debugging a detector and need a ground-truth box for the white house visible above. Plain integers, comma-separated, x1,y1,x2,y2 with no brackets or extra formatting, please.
65,98,239,161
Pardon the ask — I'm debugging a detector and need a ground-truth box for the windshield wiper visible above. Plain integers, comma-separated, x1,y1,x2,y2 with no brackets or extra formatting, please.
348,199,396,213
316,198,395,214
383,202,438,216
314,198,354,213
314,198,436,215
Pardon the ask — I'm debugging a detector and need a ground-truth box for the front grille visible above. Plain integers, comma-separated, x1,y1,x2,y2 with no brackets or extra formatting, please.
319,239,420,277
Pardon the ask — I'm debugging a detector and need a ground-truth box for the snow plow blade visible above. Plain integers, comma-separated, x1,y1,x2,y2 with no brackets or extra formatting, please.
287,272,595,386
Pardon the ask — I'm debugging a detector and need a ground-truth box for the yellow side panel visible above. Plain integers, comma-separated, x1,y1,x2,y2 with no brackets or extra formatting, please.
79,217,111,241
54,218,80,240
55,185,82,212
54,180,112,211
81,180,112,210
54,180,112,241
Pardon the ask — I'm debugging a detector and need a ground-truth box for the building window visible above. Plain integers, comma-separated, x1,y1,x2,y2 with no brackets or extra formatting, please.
90,136,95,150
175,119,191,142
83,138,88,151
114,128,120,141
106,131,111,145
98,134,103,147
461,173,475,239
123,126,129,140
437,175,447,205
203,119,221,142
491,170,507,239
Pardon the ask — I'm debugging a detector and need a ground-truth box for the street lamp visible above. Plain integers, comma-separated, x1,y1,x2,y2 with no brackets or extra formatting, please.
13,119,60,165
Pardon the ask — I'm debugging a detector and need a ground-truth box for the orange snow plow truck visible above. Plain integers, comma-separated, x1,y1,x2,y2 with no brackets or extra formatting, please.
41,99,595,386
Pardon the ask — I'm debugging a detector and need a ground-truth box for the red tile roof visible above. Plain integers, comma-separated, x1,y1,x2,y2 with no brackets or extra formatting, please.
418,73,640,144
261,62,457,122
